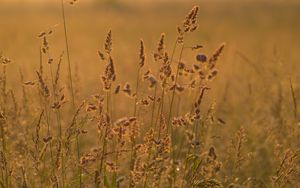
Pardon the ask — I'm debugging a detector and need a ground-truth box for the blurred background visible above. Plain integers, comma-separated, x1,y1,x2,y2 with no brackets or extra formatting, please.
1,1,300,185
1,0,300,122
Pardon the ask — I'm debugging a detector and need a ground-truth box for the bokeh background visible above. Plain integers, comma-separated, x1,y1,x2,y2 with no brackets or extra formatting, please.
1,0,300,186
1,0,300,119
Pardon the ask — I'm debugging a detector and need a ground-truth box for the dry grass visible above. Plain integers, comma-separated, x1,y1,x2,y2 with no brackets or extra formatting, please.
0,0,299,187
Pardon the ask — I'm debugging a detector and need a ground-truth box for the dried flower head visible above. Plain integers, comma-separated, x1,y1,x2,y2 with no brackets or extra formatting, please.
36,71,50,98
122,82,132,97
143,70,157,88
154,33,165,61
196,54,207,63
208,43,225,69
104,30,112,54
101,56,116,91
98,50,105,61
139,39,146,68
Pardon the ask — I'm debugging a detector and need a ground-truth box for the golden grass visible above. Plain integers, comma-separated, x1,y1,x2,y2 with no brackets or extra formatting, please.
0,1,299,187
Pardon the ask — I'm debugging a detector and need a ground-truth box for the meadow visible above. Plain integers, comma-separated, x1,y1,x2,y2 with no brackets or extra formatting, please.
0,0,299,187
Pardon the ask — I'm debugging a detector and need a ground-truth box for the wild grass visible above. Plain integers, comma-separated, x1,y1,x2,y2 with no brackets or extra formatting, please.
0,1,299,188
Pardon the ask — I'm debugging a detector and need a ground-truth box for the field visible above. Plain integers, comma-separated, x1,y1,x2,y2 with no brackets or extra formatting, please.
0,0,299,187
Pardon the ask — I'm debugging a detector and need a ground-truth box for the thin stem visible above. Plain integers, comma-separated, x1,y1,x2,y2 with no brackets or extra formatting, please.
158,88,165,139
133,67,141,116
129,66,141,187
289,77,298,120
0,119,7,188
100,92,110,183
61,0,75,109
39,47,55,176
168,43,184,130
169,43,185,187
61,1,79,186
150,84,158,128
76,135,82,187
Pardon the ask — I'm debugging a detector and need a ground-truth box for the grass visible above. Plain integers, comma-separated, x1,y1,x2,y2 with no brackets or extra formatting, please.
0,1,299,187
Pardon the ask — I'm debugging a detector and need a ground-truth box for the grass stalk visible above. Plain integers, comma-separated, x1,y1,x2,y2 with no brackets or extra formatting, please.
61,0,75,109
